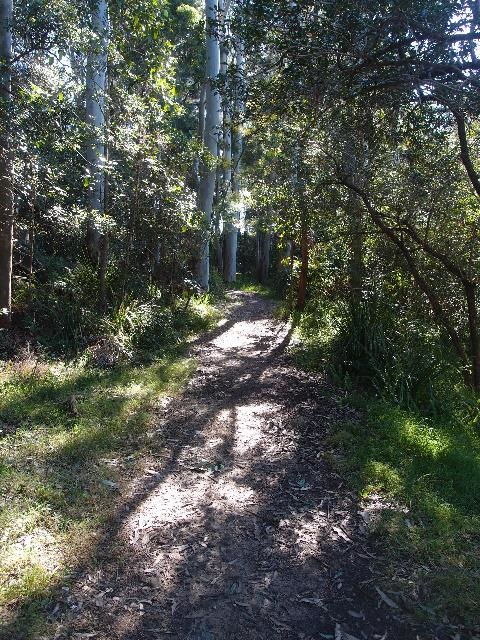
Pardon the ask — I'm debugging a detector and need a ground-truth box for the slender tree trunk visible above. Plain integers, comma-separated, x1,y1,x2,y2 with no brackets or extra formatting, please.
121,156,141,300
98,68,112,312
453,109,480,199
152,241,161,278
28,167,38,282
345,178,473,387
348,189,363,310
223,220,237,282
28,211,35,278
198,82,207,145
85,0,108,263
276,238,291,270
297,217,309,310
288,239,296,311
196,0,221,290
194,81,207,193
343,139,364,313
214,208,224,274
211,0,228,276
224,38,244,283
212,134,223,273
222,104,236,280
98,233,109,311
0,0,13,327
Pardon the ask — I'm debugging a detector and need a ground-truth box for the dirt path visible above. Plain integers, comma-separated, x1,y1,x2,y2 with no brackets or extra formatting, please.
57,293,445,640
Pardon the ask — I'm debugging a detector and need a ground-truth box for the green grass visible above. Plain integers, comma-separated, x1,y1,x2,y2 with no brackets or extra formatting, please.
232,274,281,299
327,395,480,626
290,308,480,627
0,300,220,639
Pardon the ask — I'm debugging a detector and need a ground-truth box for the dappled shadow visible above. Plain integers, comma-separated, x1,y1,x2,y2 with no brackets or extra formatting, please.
0,358,194,539
1,292,468,640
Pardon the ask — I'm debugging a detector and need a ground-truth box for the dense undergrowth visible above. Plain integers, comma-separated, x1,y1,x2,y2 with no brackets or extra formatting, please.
0,295,221,639
293,297,480,627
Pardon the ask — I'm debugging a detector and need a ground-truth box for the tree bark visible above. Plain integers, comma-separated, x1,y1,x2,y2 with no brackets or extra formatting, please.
277,239,292,271
214,0,229,278
198,81,207,147
196,0,221,290
0,0,13,327
214,208,224,274
85,0,108,263
194,81,207,193
343,138,365,312
98,233,109,311
224,37,244,283
288,239,296,311
348,189,363,310
222,99,236,280
453,109,480,199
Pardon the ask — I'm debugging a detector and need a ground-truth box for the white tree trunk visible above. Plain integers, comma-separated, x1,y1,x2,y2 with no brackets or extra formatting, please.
198,81,207,145
224,38,244,283
0,0,13,327
85,0,108,262
194,81,207,191
196,0,221,290
222,107,234,280
219,0,230,191
218,0,234,282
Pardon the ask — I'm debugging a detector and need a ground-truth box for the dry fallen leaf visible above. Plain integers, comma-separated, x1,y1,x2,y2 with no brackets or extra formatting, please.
297,596,325,607
332,525,352,542
94,591,107,607
347,609,364,619
335,623,361,640
375,585,400,609
145,575,162,588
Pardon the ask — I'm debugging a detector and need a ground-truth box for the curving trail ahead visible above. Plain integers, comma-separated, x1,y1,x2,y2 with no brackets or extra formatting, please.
60,292,440,640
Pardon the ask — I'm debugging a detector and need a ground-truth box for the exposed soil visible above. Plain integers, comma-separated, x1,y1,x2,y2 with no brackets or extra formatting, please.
47,292,462,640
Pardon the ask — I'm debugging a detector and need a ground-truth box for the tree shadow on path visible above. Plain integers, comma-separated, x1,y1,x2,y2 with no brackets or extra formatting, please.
1,292,466,640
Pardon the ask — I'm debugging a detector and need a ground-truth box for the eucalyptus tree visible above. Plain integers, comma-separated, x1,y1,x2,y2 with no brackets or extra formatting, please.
85,0,108,265
0,0,12,327
209,0,229,276
0,0,211,348
196,0,221,290
223,33,244,283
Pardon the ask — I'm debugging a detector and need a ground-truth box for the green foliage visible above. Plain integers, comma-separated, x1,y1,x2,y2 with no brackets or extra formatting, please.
298,296,455,409
9,0,206,355
233,273,280,299
5,0,480,630
207,268,228,300
102,295,220,358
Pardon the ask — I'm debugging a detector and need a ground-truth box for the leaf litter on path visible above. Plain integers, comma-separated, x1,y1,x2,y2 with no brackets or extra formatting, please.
51,292,449,640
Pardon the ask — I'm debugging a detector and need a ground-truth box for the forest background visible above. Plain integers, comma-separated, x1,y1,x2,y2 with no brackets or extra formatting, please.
1,0,480,635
